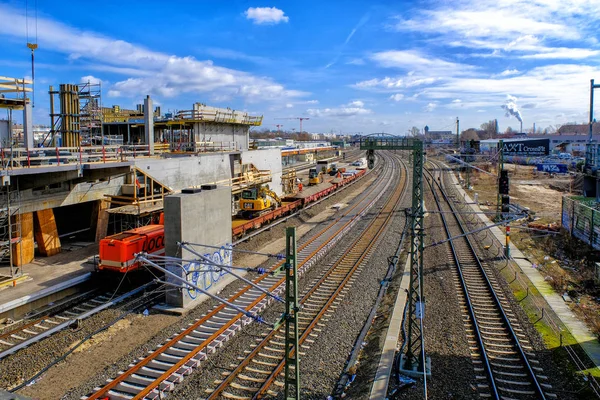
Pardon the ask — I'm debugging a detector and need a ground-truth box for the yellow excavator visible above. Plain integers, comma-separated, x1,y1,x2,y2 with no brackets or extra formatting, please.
239,185,282,218
308,168,323,185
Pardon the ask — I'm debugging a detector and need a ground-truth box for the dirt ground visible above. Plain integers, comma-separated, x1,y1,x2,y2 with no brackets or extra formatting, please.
449,160,600,341
18,313,178,399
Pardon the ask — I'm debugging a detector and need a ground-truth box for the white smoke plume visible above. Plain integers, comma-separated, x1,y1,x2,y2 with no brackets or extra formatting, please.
501,94,523,123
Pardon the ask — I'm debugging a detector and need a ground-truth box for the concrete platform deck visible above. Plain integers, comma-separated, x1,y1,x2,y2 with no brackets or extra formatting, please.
0,244,97,320
370,257,411,399
447,165,600,376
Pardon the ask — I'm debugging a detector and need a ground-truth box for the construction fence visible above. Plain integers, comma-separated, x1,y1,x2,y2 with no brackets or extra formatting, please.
561,195,600,250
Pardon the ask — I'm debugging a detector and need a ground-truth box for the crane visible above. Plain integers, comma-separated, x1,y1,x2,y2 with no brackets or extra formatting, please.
275,117,310,134
274,124,284,135
25,0,38,107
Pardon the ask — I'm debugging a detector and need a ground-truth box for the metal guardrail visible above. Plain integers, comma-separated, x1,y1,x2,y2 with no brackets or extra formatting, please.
562,195,600,250
0,142,240,170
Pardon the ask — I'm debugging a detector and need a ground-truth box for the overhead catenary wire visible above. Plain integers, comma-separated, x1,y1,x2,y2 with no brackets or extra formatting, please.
137,254,272,326
179,241,285,260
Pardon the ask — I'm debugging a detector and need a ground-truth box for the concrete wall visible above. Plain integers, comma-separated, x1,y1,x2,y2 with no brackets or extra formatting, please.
164,187,233,308
17,177,125,214
193,122,249,151
134,154,232,191
241,148,283,196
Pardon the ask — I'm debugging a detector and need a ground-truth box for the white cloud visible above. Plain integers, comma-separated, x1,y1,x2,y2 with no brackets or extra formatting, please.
285,103,293,108
390,1,600,61
81,75,102,84
499,69,519,76
390,93,404,101
371,50,475,75
414,63,600,116
354,76,437,91
424,102,438,112
0,4,303,102
245,7,289,25
307,100,371,117
521,48,600,59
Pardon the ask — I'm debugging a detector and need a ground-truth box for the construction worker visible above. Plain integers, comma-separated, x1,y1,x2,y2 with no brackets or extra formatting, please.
298,182,303,191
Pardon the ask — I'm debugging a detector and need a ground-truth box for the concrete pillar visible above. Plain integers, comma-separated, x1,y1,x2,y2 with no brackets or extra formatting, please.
163,186,233,309
23,100,34,149
144,95,154,155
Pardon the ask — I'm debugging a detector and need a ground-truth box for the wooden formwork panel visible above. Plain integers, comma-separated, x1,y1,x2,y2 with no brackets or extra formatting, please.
94,200,110,242
34,209,61,257
12,212,34,266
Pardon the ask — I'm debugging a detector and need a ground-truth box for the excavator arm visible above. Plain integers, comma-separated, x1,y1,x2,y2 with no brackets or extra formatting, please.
259,186,282,207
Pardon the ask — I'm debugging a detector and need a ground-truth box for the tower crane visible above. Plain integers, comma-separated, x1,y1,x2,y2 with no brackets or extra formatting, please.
274,124,284,135
275,117,310,134
25,0,38,107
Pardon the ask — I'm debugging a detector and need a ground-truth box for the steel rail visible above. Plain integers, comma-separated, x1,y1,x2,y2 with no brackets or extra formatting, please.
425,164,547,399
0,282,155,360
86,153,393,400
206,152,407,399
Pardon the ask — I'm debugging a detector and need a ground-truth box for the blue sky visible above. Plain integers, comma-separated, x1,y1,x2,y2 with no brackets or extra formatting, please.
1,0,600,134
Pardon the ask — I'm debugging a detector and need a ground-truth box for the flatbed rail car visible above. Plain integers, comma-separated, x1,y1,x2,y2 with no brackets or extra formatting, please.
100,169,366,272
232,169,365,238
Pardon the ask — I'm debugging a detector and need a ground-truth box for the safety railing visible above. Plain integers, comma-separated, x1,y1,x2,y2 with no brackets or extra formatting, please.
170,141,239,153
175,109,263,126
562,195,600,251
0,141,241,171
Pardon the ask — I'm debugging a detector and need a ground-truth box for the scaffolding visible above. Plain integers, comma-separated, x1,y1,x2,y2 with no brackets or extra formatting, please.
79,81,102,143
0,181,22,278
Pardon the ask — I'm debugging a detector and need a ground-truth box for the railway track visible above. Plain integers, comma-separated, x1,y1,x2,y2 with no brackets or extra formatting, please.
0,156,370,361
425,164,553,400
83,153,399,400
0,283,154,360
204,153,407,399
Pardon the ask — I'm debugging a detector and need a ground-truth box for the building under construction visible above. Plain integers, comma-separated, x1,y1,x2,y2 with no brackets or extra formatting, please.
0,76,292,291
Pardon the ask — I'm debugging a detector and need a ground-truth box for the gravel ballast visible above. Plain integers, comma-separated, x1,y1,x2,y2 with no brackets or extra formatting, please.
168,153,410,399
6,160,380,399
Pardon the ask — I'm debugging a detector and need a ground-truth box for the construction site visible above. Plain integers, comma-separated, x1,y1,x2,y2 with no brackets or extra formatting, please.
1,2,600,399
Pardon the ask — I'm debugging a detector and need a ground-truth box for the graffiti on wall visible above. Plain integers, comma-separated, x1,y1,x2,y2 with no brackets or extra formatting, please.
182,244,233,300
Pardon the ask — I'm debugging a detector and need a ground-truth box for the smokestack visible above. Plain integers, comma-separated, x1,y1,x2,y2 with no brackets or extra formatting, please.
501,95,523,132
533,122,535,134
